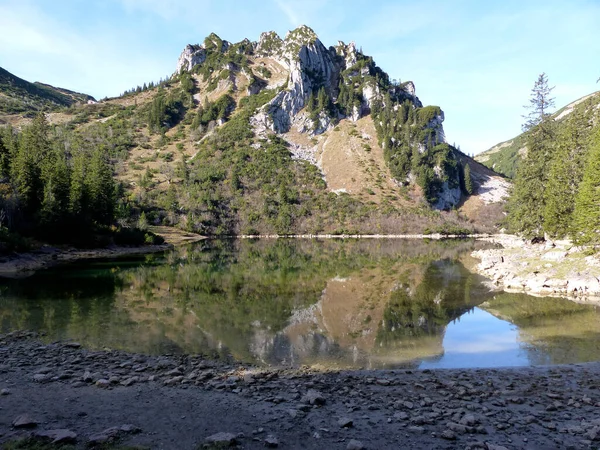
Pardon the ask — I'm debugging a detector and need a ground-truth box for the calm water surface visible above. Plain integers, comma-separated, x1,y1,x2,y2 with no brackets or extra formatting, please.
1,238,599,369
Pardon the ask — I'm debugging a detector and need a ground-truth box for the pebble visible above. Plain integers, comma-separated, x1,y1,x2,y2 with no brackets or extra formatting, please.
441,429,456,440
302,389,326,405
95,379,110,388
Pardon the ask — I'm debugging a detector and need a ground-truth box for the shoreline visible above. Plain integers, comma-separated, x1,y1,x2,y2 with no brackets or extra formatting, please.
0,226,210,278
470,234,600,302
2,332,600,449
228,233,495,239
0,244,173,278
0,230,497,278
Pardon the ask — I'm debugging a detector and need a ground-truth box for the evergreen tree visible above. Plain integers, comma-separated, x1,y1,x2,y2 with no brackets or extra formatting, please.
522,72,555,132
0,131,8,180
316,87,330,115
507,74,556,237
543,105,590,237
464,163,474,195
11,113,50,214
40,144,70,227
573,127,600,244
69,146,87,219
86,148,115,225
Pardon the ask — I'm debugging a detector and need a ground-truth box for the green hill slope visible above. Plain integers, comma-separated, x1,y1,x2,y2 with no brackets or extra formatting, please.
0,66,95,116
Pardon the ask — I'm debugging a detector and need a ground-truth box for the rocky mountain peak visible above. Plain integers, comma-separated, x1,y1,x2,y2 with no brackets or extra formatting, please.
256,31,283,57
336,41,358,68
172,27,475,210
284,25,318,46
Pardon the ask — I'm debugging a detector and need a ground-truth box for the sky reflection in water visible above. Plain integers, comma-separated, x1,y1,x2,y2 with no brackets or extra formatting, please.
420,307,529,369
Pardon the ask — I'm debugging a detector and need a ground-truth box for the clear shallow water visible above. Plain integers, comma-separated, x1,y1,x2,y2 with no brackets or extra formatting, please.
1,238,599,369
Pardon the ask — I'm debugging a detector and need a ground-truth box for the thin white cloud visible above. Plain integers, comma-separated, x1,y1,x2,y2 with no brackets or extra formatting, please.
273,0,300,26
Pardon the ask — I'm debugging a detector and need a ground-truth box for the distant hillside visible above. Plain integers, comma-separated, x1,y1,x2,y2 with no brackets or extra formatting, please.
476,91,600,178
0,66,95,116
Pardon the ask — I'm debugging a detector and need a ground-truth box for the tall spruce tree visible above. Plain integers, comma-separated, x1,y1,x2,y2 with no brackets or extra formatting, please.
543,104,590,237
86,148,115,225
11,113,51,215
572,127,600,244
464,163,474,195
506,73,555,237
69,146,87,219
40,143,70,228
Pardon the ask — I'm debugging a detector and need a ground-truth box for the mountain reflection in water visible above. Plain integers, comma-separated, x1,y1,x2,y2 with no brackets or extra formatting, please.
1,238,599,369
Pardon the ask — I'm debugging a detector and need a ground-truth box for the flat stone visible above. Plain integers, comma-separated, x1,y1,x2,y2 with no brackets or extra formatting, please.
96,379,110,388
205,432,237,446
0,388,10,395
486,444,510,450
338,417,353,428
88,432,111,445
264,434,279,447
64,342,82,348
347,439,365,450
88,424,140,445
34,429,77,444
12,414,38,428
33,373,51,383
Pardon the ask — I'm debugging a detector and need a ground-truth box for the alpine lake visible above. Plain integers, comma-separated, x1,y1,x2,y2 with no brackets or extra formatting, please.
1,238,599,370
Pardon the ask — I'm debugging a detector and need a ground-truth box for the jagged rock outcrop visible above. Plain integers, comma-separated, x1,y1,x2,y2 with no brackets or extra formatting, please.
176,45,206,74
255,31,284,58
426,110,446,145
253,26,341,134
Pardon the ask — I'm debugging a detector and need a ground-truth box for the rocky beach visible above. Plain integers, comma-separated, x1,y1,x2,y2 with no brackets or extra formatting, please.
2,332,600,449
472,235,600,302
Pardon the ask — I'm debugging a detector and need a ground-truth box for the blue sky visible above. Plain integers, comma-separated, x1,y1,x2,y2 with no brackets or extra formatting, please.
1,0,599,154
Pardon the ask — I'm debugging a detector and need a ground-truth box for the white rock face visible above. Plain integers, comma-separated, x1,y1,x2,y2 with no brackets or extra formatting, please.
176,44,206,73
403,81,416,97
434,181,461,210
361,82,380,114
340,41,358,67
425,110,446,145
253,27,341,134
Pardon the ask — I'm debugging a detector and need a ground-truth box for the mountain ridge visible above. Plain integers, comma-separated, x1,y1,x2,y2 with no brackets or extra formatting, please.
0,66,95,117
